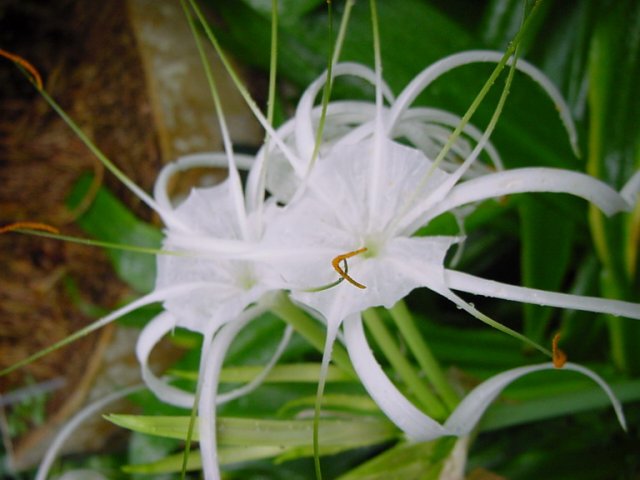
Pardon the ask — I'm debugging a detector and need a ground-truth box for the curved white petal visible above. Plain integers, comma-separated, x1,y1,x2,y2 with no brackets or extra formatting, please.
156,253,268,332
255,101,379,205
388,51,579,157
198,304,269,480
343,314,447,440
153,152,255,213
444,362,627,435
621,170,640,206
344,313,626,442
164,179,244,238
294,62,395,169
393,107,503,172
158,234,256,256
445,269,640,320
421,167,631,227
217,325,294,404
136,312,196,408
36,384,144,480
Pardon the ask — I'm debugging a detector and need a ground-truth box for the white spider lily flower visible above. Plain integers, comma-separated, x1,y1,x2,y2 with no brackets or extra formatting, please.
261,50,639,436
266,52,639,331
266,135,637,337
135,152,293,408
152,154,276,333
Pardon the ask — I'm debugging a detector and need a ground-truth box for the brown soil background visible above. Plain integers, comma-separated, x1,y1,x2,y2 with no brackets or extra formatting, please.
0,0,262,468
0,0,160,463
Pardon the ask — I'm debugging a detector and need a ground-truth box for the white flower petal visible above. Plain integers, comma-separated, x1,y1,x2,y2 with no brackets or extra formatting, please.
344,312,626,442
294,62,394,168
621,170,640,206
444,362,627,435
154,153,254,213
136,312,196,408
156,252,267,332
343,314,448,440
259,101,378,204
388,51,579,157
198,304,269,480
422,167,631,226
167,180,244,238
288,236,457,327
445,269,640,319
36,384,144,480
217,324,293,405
393,107,503,172
324,139,452,233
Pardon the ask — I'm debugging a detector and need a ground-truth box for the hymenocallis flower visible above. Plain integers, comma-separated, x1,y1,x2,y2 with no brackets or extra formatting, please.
258,1,639,454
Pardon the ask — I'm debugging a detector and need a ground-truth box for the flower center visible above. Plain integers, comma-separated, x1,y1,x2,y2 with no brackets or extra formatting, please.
235,265,257,291
361,233,386,259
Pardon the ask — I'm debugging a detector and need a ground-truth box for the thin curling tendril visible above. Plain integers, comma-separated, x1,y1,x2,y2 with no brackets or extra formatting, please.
0,48,43,90
332,247,368,289
0,221,59,235
552,332,567,368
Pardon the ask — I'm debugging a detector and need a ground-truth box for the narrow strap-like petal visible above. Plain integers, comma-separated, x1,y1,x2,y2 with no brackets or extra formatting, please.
343,314,448,441
136,312,196,407
444,362,627,435
154,153,255,213
36,384,144,480
621,170,640,206
445,269,640,319
218,325,293,404
294,62,394,170
393,107,503,171
345,311,626,442
388,51,579,156
428,167,630,221
198,304,269,480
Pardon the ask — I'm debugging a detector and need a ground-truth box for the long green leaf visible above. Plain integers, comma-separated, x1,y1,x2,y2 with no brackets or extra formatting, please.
106,413,397,446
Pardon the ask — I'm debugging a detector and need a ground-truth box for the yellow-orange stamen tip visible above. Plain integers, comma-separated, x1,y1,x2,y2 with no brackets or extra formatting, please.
552,332,567,368
0,221,59,235
331,247,368,289
0,48,43,90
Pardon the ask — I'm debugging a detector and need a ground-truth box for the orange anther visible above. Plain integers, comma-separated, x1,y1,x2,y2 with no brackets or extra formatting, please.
0,48,43,90
0,221,59,235
552,332,567,368
331,247,367,289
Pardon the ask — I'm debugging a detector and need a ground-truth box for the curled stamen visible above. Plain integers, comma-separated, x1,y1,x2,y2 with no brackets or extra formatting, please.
332,247,368,289
304,258,347,292
0,221,59,235
552,332,567,368
0,48,43,90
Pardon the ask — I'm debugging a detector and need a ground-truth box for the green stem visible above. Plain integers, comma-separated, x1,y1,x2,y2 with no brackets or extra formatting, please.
587,27,632,372
266,0,278,129
181,384,200,480
362,309,448,420
600,270,627,371
428,0,543,174
308,0,335,172
389,301,459,411
270,294,355,377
